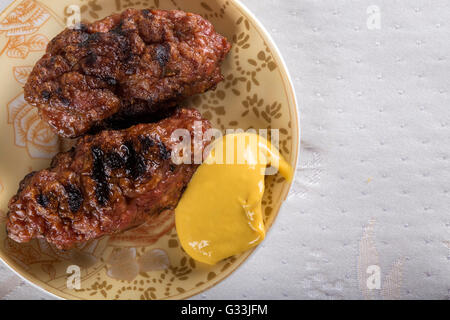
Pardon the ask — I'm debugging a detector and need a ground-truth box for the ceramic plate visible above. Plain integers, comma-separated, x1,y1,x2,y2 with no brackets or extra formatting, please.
0,0,299,299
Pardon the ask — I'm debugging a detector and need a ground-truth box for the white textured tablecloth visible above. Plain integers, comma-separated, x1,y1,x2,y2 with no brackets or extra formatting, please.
1,0,450,300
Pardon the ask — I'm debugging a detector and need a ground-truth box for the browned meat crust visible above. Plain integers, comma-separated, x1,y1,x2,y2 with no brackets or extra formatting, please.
24,9,230,138
6,108,211,249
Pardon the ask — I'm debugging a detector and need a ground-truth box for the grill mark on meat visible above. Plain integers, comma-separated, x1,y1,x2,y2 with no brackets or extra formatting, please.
111,22,125,36
104,77,118,86
124,141,146,179
89,32,101,43
91,146,110,205
157,141,171,160
139,135,155,151
41,90,51,101
36,193,49,208
141,9,153,19
79,32,99,48
79,32,89,43
64,184,83,212
85,51,97,66
125,66,135,75
113,32,133,63
60,97,70,106
55,87,70,106
78,23,88,32
105,151,126,170
155,44,170,69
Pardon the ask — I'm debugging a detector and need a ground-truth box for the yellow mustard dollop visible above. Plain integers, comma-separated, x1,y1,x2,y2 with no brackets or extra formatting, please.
175,133,293,265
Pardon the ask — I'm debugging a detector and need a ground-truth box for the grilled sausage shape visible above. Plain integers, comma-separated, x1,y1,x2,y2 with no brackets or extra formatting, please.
24,9,231,137
6,108,211,249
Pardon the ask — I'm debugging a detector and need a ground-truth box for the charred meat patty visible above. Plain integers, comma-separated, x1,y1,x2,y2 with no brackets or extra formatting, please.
24,9,230,138
6,108,211,249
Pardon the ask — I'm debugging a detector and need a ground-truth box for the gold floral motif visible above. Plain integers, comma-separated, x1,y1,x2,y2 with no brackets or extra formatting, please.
13,65,32,84
0,0,50,36
8,66,59,159
7,93,59,159
0,0,50,58
3,236,106,283
115,0,161,12
1,33,48,58
198,1,230,20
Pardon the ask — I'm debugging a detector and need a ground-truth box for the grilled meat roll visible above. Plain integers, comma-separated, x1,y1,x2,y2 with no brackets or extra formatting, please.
24,9,230,138
6,108,211,249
